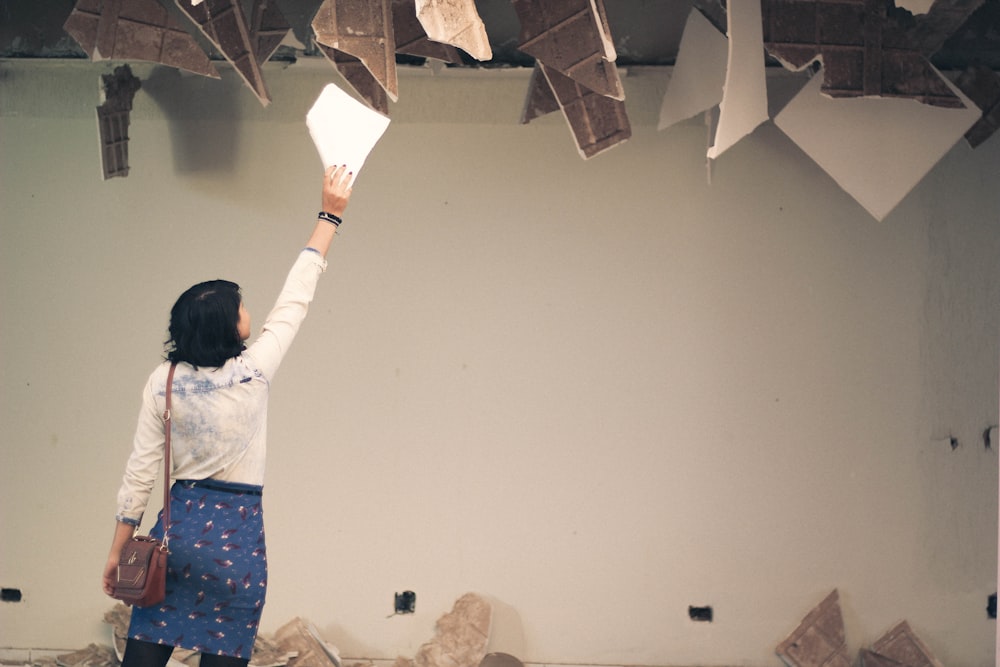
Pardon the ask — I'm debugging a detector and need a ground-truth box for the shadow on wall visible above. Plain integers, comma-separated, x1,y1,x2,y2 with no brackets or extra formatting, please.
141,66,240,174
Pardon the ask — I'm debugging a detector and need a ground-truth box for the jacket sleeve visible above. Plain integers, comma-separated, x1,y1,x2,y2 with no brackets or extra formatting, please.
243,249,327,380
115,370,166,525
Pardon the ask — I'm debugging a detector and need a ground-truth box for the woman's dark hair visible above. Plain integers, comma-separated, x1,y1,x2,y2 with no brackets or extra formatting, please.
166,279,244,368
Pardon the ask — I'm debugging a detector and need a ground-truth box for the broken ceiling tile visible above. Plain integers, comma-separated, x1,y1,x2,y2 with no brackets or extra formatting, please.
318,44,391,115
906,0,985,56
761,0,965,108
954,64,1000,147
512,0,624,101
776,590,851,667
706,0,768,159
774,66,980,220
393,0,464,63
96,64,142,180
870,621,945,667
657,7,728,131
175,0,271,106
313,0,398,102
305,82,391,179
250,0,293,66
540,62,631,159
520,63,561,123
274,617,342,667
858,648,908,667
414,0,492,61
413,593,493,667
63,0,217,78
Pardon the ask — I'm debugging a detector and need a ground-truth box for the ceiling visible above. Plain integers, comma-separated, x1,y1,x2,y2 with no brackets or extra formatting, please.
2,0,999,71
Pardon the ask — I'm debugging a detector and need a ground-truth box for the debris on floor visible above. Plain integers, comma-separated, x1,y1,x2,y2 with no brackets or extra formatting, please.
777,590,946,667
400,592,493,667
273,617,341,667
775,589,849,667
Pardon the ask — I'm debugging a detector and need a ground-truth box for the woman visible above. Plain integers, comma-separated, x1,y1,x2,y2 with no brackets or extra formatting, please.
102,165,355,667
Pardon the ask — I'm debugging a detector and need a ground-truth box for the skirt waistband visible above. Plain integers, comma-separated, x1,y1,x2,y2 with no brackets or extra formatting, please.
174,479,263,496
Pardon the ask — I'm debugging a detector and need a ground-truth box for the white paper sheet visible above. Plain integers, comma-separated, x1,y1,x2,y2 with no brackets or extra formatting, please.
306,83,391,182
775,71,980,221
658,8,728,131
706,0,769,159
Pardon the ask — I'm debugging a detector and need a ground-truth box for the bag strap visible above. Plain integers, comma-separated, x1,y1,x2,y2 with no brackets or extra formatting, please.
162,362,177,549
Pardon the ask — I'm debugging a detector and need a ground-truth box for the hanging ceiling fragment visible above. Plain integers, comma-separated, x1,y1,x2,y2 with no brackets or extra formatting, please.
538,62,631,159
414,0,492,61
657,8,728,132
313,0,399,103
63,0,217,78
96,64,142,180
512,0,623,100
706,0,768,159
774,68,980,220
954,64,1000,146
250,0,294,66
761,0,981,108
393,0,463,63
317,44,391,114
520,64,562,124
175,0,270,106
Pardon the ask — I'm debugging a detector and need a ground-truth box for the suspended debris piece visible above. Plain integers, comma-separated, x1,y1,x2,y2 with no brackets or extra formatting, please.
393,0,464,64
774,68,980,220
907,0,986,55
250,0,293,66
63,0,217,78
313,0,398,102
305,82,391,180
96,64,142,180
539,62,631,159
775,589,850,667
512,0,623,100
520,63,561,123
706,0,768,159
761,0,971,108
657,7,728,131
414,0,492,61
175,0,271,106
954,64,1000,147
317,44,391,114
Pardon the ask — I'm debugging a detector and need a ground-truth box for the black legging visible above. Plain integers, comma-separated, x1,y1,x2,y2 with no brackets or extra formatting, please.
121,638,249,667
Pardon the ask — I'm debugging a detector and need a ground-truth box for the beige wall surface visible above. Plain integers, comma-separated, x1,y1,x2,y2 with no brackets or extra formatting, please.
1,60,998,666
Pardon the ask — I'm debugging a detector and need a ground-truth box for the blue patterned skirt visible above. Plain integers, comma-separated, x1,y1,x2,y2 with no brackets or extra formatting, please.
128,479,267,659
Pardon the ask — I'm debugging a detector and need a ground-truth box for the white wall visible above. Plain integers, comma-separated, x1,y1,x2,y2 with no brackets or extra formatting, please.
1,59,998,666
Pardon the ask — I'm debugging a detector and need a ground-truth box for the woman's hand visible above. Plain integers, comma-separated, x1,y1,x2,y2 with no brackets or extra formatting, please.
322,165,353,217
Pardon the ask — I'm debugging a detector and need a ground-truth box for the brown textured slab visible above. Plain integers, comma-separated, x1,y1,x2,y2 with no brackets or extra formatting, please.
512,0,624,100
539,62,630,159
858,649,908,667
250,0,292,66
175,0,270,106
955,64,1000,147
761,0,964,107
317,43,391,115
520,63,561,123
414,0,492,61
96,65,142,180
870,621,945,667
776,590,851,667
63,0,217,77
313,0,398,102
393,0,463,63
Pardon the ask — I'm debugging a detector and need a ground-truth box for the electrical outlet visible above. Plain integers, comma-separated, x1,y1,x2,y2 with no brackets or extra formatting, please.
395,591,416,614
